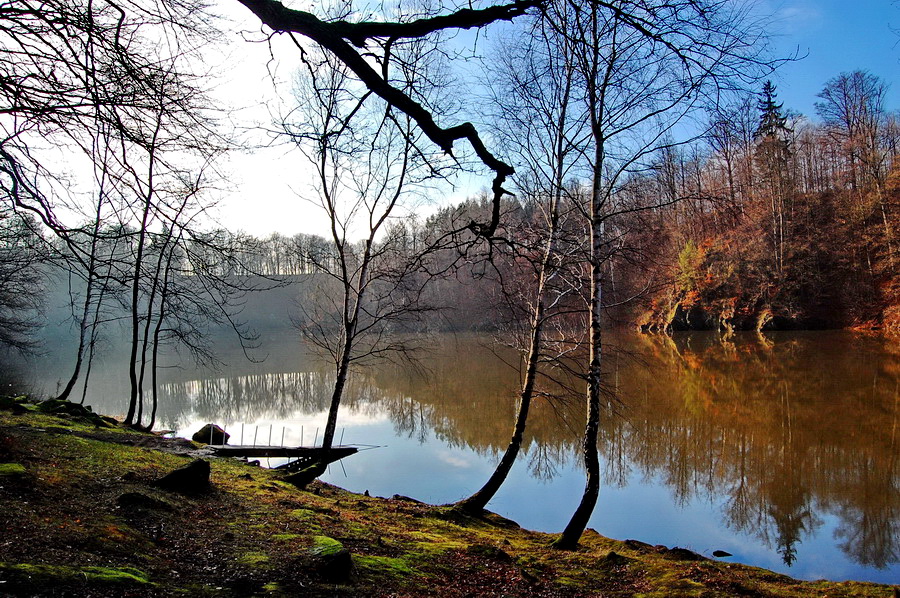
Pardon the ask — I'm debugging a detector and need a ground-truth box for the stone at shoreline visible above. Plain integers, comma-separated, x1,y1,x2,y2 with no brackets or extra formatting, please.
152,459,211,494
660,546,707,561
192,424,230,445
0,396,26,414
35,399,113,427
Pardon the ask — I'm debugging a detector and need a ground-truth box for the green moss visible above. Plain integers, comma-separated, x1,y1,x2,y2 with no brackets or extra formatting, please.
354,554,420,580
411,538,467,557
632,564,712,597
0,562,150,587
406,530,449,542
309,536,345,557
236,551,270,566
555,576,581,588
0,463,26,476
289,508,317,521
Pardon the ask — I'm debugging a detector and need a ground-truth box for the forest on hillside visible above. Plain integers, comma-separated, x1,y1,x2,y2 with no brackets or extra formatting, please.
128,73,897,334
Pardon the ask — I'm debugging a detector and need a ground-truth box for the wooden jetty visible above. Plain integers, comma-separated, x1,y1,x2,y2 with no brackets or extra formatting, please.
208,444,358,472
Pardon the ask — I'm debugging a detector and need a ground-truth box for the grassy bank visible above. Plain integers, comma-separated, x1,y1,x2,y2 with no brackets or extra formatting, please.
0,397,895,597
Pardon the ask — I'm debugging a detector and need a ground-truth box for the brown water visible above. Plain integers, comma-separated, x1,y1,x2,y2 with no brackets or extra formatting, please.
15,330,900,583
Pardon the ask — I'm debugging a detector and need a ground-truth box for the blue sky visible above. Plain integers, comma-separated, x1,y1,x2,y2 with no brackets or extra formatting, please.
764,1,899,117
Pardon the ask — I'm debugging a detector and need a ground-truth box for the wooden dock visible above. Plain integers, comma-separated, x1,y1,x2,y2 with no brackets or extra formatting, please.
207,445,358,471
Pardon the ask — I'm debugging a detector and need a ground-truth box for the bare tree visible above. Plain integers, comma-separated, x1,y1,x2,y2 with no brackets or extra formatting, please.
550,0,772,549
706,97,756,218
285,40,448,470
816,70,894,270
816,70,891,190
0,210,44,352
455,8,585,516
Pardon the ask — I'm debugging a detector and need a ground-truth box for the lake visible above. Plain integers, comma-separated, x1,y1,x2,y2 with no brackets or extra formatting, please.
9,330,899,584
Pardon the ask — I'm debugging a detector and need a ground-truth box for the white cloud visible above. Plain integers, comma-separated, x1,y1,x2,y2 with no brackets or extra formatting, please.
438,451,473,469
775,2,824,34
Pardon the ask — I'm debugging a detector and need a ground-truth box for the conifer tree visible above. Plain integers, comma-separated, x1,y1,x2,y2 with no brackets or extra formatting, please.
755,81,790,140
754,81,794,278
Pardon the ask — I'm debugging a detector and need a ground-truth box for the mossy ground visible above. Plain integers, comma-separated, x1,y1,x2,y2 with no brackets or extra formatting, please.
0,400,896,597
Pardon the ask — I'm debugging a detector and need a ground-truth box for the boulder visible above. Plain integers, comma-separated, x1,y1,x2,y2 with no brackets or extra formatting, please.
309,536,355,583
152,459,211,494
117,491,174,513
0,396,26,414
660,546,707,561
35,399,112,427
191,424,230,445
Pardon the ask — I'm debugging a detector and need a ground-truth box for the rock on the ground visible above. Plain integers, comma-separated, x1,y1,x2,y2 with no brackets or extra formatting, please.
117,491,174,512
191,424,230,445
35,399,112,427
308,536,355,583
660,546,707,561
152,459,211,494
0,396,27,414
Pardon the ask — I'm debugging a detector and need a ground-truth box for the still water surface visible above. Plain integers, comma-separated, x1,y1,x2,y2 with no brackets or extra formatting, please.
12,331,900,584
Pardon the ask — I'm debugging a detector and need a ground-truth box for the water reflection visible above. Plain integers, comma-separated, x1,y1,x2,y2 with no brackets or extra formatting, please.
625,333,899,571
20,331,900,579
0,351,33,396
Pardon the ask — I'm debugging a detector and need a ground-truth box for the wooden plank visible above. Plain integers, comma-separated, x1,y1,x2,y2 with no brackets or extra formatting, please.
208,445,358,460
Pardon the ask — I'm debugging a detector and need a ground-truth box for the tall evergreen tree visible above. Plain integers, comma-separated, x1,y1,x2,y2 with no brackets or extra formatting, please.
755,81,790,141
754,81,794,277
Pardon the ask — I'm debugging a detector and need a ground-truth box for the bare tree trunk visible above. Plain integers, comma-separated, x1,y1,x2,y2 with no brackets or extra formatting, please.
57,272,93,402
455,234,553,515
125,120,162,425
79,253,116,404
321,336,354,450
554,173,603,550
58,195,106,402
455,18,573,514
552,3,610,549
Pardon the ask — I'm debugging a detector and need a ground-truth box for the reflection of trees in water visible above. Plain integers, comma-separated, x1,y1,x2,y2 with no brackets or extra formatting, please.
832,454,899,568
368,339,583,470
0,353,32,396
155,366,386,431
148,331,898,571
628,333,899,569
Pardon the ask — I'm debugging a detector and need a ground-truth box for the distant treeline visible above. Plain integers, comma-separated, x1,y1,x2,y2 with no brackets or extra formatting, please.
3,72,899,372
201,74,900,332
